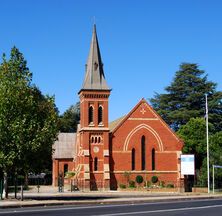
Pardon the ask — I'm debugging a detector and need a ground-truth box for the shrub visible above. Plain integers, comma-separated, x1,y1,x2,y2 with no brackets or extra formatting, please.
136,175,144,184
119,184,126,189
166,183,174,188
151,176,158,184
129,180,136,188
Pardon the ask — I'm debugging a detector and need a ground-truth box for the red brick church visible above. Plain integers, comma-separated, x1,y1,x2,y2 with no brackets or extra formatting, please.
52,25,184,190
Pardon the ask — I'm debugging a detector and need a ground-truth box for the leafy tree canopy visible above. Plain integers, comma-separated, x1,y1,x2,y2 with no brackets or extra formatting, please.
195,131,222,187
177,118,222,186
150,63,222,131
58,102,80,132
177,117,214,170
0,47,59,175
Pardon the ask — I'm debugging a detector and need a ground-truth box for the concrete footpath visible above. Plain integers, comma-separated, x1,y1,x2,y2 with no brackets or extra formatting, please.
1,186,222,208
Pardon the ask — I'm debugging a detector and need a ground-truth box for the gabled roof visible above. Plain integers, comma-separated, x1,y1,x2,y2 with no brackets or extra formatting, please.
81,25,109,90
109,99,147,133
52,133,76,159
110,98,182,142
109,115,126,132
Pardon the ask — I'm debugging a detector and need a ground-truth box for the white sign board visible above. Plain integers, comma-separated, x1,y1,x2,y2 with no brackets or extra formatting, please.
181,154,195,175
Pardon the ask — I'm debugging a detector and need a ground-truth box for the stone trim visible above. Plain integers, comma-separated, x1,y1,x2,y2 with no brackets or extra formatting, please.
123,124,164,151
104,164,110,172
104,150,109,156
84,173,90,179
144,103,181,142
111,170,178,174
84,164,90,172
128,118,158,121
80,127,109,131
104,173,110,179
83,150,90,156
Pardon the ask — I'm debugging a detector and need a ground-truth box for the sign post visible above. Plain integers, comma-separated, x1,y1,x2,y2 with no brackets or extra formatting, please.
181,154,195,192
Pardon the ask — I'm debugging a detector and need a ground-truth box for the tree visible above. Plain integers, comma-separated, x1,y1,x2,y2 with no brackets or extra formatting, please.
0,47,59,197
177,118,213,170
23,87,59,174
209,132,222,189
150,63,222,131
177,117,222,187
195,132,222,187
59,102,80,132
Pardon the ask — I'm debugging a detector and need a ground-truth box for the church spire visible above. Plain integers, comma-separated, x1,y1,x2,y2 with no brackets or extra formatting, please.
81,25,109,90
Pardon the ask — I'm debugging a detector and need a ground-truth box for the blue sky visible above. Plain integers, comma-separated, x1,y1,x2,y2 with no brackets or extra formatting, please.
1,0,222,121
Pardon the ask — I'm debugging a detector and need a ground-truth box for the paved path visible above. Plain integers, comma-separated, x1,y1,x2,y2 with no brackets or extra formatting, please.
1,186,222,208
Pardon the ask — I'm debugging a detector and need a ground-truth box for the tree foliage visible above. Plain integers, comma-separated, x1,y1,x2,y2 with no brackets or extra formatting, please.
154,64,222,187
177,118,212,170
200,132,222,187
58,102,80,132
178,118,222,186
150,63,222,131
0,47,59,175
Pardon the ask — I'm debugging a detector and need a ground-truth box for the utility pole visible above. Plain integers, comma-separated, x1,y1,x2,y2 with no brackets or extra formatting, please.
206,94,210,193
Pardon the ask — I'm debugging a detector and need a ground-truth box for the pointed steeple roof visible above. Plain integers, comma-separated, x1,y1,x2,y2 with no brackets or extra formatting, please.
81,25,110,90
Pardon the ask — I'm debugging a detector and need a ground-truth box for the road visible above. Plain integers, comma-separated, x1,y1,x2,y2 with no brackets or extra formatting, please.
1,198,222,216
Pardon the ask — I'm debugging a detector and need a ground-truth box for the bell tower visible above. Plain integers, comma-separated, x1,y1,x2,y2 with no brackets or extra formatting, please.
78,25,111,190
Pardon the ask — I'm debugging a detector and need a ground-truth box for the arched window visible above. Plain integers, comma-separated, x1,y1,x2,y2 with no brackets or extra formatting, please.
152,148,155,170
94,157,98,171
141,136,146,170
132,148,135,170
95,137,97,143
98,137,101,143
98,106,103,124
88,106,94,124
64,164,68,176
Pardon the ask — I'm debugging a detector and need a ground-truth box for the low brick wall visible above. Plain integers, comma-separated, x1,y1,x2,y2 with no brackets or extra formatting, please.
192,187,208,193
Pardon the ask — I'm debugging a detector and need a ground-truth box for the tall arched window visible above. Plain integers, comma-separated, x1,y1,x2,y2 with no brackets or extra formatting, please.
88,106,94,124
94,157,98,171
98,106,103,124
132,148,135,170
141,136,146,170
152,148,155,171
